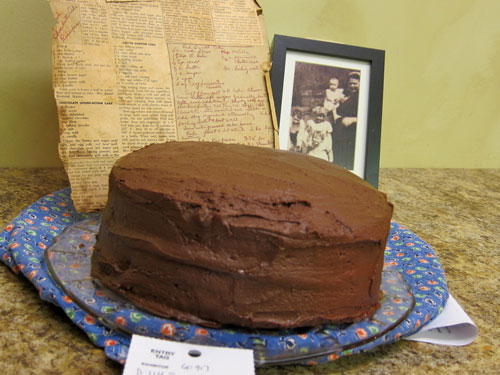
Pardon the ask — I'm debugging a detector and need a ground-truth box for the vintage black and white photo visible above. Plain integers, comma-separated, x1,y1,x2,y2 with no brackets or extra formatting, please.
271,35,385,187
287,62,362,170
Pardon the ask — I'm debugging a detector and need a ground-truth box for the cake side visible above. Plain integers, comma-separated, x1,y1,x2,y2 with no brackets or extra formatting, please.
110,141,392,244
91,141,393,328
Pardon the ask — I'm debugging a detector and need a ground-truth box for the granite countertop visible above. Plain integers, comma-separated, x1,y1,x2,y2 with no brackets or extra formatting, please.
0,168,499,374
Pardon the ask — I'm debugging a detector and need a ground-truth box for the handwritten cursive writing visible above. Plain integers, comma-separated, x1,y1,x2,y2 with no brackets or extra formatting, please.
53,4,80,41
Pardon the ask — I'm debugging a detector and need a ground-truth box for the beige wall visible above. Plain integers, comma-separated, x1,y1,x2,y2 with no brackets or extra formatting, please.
1,0,499,168
0,0,60,167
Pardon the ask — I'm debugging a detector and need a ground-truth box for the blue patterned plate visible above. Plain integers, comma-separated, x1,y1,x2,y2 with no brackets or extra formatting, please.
0,188,449,366
45,216,414,366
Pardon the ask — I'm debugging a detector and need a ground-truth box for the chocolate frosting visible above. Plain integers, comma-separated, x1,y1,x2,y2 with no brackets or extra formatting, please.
91,141,393,328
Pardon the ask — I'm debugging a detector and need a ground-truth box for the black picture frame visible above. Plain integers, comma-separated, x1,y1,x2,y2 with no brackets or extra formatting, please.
270,35,385,188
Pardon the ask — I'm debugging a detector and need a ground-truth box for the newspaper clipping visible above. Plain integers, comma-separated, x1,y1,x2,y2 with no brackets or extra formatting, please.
49,0,275,211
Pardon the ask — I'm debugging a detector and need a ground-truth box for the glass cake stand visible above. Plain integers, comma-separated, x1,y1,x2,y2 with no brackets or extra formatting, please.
45,216,415,366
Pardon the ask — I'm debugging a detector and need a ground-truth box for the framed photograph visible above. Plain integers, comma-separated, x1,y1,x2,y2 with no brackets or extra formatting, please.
270,35,385,188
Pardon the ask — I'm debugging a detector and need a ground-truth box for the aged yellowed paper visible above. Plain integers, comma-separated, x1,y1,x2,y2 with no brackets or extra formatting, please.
49,0,275,211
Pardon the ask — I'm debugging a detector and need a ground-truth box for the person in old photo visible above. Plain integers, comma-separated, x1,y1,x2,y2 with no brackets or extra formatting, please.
333,71,360,170
305,106,333,162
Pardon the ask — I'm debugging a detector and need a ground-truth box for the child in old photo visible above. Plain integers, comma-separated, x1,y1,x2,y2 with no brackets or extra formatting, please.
323,77,345,123
288,108,306,152
305,106,333,162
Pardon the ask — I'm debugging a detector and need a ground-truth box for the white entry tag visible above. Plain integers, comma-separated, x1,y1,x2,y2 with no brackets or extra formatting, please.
123,334,255,375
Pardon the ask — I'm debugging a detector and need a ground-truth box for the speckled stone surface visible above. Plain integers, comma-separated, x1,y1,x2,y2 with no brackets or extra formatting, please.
0,168,499,374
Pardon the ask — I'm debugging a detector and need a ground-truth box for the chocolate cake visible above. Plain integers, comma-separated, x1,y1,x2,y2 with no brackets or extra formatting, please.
91,141,393,329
